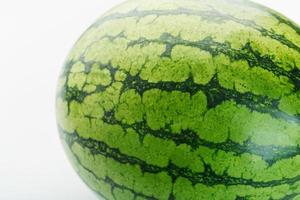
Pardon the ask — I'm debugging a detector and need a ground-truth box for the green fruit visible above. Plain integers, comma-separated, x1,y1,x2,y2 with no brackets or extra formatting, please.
56,0,300,199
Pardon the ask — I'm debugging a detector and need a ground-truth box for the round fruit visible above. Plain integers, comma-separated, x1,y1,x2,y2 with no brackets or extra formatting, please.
56,0,300,199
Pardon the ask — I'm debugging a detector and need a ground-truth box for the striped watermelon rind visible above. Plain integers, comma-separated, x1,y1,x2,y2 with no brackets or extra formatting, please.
56,0,300,199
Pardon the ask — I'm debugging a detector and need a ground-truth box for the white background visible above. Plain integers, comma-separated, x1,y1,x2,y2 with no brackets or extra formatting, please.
0,1,299,199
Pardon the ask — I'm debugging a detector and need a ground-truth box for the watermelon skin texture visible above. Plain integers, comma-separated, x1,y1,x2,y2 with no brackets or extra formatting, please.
56,0,300,199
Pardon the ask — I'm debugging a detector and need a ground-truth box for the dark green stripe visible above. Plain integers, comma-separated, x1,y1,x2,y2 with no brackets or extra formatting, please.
60,61,118,114
59,61,76,115
207,7,300,53
104,177,156,200
63,130,300,188
63,87,88,104
60,60,75,78
71,150,110,199
66,58,299,123
64,32,300,109
168,193,175,200
229,0,300,37
99,31,127,42
120,72,299,123
79,32,128,61
74,31,300,90
281,192,300,200
61,87,88,115
271,13,300,36
101,109,300,166
95,7,300,53
68,137,156,200
127,33,300,90
243,42,300,90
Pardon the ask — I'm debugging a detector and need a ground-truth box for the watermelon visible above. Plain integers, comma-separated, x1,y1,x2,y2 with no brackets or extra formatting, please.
56,0,300,199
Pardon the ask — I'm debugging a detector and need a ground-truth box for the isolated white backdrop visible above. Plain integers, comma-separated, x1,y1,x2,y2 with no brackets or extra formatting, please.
0,0,299,200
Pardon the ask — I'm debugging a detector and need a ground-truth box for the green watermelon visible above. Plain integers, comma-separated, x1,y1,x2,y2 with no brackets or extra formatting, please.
56,0,300,199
